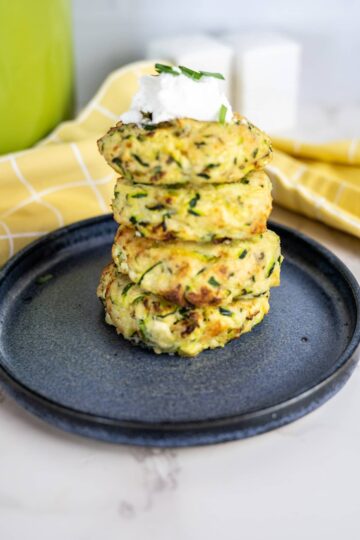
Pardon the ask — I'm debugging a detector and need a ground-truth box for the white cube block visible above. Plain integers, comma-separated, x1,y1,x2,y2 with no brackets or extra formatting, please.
146,34,233,98
222,32,301,133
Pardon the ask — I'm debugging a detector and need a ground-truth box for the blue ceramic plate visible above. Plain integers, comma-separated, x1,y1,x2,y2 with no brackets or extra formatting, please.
0,215,359,447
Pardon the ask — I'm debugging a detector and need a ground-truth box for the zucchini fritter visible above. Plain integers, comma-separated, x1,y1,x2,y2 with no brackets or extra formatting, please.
112,170,272,241
98,114,272,185
97,264,270,357
112,227,282,307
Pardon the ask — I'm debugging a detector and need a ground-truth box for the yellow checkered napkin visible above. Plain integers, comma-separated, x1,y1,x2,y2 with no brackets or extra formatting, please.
0,60,359,267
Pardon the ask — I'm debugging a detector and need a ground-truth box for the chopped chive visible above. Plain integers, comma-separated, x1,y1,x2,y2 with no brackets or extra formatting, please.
132,154,149,167
155,63,180,76
167,155,182,168
132,295,146,305
146,204,166,211
267,261,276,278
239,249,248,259
122,283,134,295
205,163,220,169
157,309,178,319
188,209,201,216
138,319,150,340
189,193,200,208
116,162,133,181
157,64,225,81
36,273,53,285
242,288,253,295
208,276,220,287
131,192,147,198
129,216,137,225
240,178,250,184
252,148,259,158
179,307,192,317
141,111,153,121
178,65,202,80
196,267,206,275
219,104,227,124
219,307,233,316
138,261,162,285
200,70,225,80
143,124,157,131
197,173,210,179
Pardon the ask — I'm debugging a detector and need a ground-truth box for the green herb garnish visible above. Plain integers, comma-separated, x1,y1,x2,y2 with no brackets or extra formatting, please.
146,204,166,211
179,307,192,317
179,65,202,80
267,261,276,278
219,307,233,316
188,209,201,216
197,173,210,179
36,273,53,285
112,157,122,167
156,64,225,81
112,158,133,180
205,163,220,169
239,249,248,259
189,193,200,208
132,295,146,305
131,192,147,199
141,111,153,121
200,70,225,80
138,261,162,285
122,283,134,295
143,124,157,131
138,319,150,340
155,63,180,76
219,104,227,124
208,276,220,288
157,309,178,319
132,154,149,167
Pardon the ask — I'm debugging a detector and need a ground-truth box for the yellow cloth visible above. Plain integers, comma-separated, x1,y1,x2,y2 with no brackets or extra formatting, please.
0,60,359,267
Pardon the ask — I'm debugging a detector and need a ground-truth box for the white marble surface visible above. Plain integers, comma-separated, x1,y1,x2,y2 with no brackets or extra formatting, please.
0,107,359,539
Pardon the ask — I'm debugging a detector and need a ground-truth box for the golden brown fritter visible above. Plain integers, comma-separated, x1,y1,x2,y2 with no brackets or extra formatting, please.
112,170,272,241
112,227,282,307
97,263,270,357
98,114,272,185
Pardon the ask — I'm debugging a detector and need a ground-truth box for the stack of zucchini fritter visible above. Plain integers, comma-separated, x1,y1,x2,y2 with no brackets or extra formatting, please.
97,114,282,356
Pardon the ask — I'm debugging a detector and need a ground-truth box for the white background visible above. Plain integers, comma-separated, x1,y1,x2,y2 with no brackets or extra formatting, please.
73,0,360,108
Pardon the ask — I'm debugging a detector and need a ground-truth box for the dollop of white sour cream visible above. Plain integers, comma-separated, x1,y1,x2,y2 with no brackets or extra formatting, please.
120,68,233,125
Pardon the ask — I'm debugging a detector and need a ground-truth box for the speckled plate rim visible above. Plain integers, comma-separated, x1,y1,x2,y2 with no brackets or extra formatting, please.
0,215,359,447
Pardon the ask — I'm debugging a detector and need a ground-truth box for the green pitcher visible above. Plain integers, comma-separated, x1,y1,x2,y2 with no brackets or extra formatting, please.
0,0,74,155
